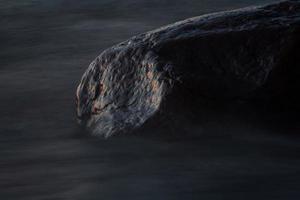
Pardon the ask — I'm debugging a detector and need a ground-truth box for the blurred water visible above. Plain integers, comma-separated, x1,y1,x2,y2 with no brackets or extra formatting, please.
1,0,300,199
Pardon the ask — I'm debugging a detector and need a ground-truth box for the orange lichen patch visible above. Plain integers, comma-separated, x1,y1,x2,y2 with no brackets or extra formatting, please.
151,80,160,93
92,106,102,114
146,71,154,80
147,78,163,108
91,100,102,115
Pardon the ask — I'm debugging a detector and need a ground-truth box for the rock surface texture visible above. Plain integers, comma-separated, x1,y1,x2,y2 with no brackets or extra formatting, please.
76,1,300,137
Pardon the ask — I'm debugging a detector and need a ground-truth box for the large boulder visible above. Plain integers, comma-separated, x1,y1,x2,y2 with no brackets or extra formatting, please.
76,1,300,137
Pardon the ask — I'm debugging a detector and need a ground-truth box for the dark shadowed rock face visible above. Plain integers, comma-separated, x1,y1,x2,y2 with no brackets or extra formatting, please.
76,1,300,137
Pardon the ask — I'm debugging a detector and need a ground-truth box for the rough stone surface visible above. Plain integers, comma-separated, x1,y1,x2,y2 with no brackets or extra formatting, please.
76,1,300,137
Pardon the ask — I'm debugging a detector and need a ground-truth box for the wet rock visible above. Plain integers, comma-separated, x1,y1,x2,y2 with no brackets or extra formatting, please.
76,1,300,137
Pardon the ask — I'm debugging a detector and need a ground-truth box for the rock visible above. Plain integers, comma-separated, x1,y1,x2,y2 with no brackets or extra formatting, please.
76,1,300,137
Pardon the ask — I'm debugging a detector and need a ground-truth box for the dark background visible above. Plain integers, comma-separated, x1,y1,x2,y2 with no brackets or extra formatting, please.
1,1,300,199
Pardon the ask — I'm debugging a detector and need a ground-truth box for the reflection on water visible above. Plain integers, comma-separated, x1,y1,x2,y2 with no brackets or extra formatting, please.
1,0,300,199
